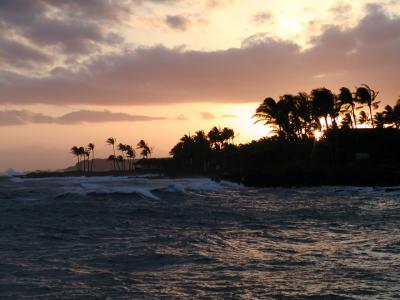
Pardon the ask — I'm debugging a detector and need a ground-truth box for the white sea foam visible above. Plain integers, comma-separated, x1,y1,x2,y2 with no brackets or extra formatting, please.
81,183,160,201
185,179,224,193
9,177,25,183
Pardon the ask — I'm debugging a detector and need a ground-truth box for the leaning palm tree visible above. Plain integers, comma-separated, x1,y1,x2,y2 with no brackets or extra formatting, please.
355,84,380,128
338,87,357,128
253,97,294,140
126,146,136,171
137,140,152,159
70,146,81,171
106,137,118,170
87,143,95,172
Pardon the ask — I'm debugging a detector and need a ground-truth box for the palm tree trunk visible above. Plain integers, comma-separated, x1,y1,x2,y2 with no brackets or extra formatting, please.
91,151,94,172
351,104,357,128
112,145,119,170
369,104,374,128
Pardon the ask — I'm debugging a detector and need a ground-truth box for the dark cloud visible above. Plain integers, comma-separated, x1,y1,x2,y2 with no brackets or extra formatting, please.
165,15,190,31
0,0,126,57
0,8,399,106
200,112,215,120
0,109,164,126
0,38,52,68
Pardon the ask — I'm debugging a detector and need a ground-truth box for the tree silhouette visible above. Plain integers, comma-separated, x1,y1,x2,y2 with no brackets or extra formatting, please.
311,88,335,130
338,87,357,128
87,143,95,172
374,112,385,129
126,145,136,171
70,146,81,171
106,137,118,170
358,110,368,126
137,140,152,159
356,84,380,128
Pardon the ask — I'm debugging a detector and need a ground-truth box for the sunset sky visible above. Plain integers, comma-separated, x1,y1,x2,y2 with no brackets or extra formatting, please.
1,0,400,171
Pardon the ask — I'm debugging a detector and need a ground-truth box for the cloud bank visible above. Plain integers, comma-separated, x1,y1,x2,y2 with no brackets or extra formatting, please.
0,109,164,126
0,4,399,106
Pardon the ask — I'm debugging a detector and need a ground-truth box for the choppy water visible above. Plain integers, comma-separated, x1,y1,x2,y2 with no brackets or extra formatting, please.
0,175,399,299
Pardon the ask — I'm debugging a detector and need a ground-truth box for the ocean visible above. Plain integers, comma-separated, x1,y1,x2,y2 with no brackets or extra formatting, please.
0,175,399,299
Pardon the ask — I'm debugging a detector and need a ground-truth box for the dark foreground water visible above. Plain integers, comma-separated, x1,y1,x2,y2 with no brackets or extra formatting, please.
0,176,399,299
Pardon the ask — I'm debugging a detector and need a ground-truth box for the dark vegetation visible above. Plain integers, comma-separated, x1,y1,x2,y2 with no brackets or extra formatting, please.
27,84,400,186
169,84,400,186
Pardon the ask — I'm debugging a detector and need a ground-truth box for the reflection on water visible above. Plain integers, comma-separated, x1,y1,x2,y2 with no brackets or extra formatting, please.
0,176,399,299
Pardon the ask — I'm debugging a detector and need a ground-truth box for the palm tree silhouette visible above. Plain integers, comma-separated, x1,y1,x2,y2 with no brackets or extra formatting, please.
253,97,292,140
107,155,116,170
358,110,368,126
70,146,81,171
338,87,357,128
126,145,136,171
356,84,380,128
87,143,95,172
106,137,118,170
78,146,85,172
311,88,335,130
84,148,90,173
137,140,152,159
117,143,127,170
374,112,385,128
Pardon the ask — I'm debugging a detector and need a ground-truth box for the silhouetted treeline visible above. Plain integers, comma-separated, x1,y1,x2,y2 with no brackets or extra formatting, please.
169,85,400,186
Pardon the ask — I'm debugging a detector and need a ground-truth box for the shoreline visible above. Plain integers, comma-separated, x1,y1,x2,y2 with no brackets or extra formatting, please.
15,163,400,188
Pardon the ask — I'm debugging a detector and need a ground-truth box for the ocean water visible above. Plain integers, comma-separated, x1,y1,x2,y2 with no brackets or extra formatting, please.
0,175,399,299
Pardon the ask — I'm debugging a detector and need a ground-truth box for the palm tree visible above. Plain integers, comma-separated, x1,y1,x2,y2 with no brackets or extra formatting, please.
126,145,136,171
70,146,81,171
293,92,315,138
338,87,357,128
78,146,85,172
106,137,118,170
358,111,368,126
355,84,380,128
117,143,127,170
310,88,335,130
341,113,353,129
87,143,95,172
137,140,152,159
393,99,400,129
374,112,385,129
253,97,293,140
221,127,235,145
107,155,116,170
383,99,400,128
84,148,91,173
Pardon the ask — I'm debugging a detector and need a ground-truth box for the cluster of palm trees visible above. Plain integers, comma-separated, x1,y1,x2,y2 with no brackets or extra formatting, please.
170,126,235,169
253,84,399,141
70,138,153,173
105,137,152,171
70,143,95,172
